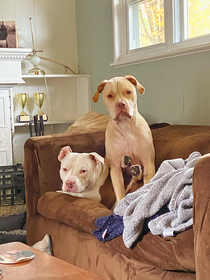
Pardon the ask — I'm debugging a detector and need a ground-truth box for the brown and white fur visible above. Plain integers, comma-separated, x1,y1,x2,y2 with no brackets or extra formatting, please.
92,75,155,202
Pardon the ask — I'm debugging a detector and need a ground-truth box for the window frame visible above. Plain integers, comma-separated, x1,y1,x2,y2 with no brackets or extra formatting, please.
111,0,210,67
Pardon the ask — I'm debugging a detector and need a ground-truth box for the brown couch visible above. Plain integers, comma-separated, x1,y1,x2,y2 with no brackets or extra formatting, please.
24,114,210,280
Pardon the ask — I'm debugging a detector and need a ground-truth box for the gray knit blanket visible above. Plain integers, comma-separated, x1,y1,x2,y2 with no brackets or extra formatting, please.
114,151,201,248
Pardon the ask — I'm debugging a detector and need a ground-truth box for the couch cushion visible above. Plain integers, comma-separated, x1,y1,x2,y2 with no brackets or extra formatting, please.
38,191,195,273
0,209,27,245
0,230,26,244
0,212,26,231
106,227,195,272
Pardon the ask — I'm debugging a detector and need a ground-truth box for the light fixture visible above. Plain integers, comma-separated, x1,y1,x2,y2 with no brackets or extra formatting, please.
27,17,45,75
27,17,77,75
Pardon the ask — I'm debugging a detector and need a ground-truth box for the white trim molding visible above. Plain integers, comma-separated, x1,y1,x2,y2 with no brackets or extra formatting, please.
0,48,31,86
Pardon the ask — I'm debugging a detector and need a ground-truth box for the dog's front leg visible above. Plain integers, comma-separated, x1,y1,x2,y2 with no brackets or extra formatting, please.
143,161,156,184
110,166,125,202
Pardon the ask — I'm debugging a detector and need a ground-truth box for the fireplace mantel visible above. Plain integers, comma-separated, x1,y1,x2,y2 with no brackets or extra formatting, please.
0,48,31,87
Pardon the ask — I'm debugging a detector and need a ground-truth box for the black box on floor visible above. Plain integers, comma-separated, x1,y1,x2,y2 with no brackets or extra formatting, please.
0,164,25,206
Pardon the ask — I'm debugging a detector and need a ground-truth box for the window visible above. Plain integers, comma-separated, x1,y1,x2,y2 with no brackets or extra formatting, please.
111,0,210,66
128,0,165,50
183,0,210,39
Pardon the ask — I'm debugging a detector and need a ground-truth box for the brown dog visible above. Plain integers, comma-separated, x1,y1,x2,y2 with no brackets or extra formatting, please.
92,75,155,202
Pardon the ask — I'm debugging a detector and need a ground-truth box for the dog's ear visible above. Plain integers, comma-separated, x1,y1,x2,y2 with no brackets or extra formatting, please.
89,152,105,165
58,146,72,162
125,75,145,95
92,81,107,103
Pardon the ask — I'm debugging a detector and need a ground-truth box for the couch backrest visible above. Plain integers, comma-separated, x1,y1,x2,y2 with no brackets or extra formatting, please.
25,124,210,201
152,125,210,170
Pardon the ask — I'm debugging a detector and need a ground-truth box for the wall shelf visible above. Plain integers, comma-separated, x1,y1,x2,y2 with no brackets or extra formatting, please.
14,120,76,127
12,73,91,163
22,74,90,79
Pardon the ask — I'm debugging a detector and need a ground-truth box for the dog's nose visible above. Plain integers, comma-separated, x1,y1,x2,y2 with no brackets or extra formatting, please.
116,101,126,109
65,180,75,188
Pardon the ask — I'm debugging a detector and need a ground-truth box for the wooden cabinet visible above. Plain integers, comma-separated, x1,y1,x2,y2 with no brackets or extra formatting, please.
0,48,31,166
0,89,13,165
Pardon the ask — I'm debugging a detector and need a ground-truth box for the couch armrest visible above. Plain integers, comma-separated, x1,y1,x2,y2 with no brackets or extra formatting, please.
193,153,210,280
38,192,112,234
24,131,106,219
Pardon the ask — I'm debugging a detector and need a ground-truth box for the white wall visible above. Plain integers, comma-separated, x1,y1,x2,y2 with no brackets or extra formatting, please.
0,0,78,74
0,0,79,164
76,0,210,127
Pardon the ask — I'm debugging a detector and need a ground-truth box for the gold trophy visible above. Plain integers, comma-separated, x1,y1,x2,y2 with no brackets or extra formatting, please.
16,93,30,122
33,92,48,121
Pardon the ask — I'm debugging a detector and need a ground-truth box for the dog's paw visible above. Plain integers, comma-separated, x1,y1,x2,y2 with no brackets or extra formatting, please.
121,155,132,168
130,164,143,181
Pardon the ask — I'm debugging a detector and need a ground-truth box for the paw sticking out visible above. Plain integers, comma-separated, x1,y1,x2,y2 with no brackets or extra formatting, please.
125,164,143,194
130,164,143,182
121,155,132,169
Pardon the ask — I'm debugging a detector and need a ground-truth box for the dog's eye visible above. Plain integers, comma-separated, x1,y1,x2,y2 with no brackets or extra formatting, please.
107,94,113,99
126,90,132,95
80,169,87,174
62,168,67,172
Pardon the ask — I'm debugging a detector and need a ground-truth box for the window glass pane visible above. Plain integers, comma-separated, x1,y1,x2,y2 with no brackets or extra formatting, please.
128,0,165,50
187,0,210,39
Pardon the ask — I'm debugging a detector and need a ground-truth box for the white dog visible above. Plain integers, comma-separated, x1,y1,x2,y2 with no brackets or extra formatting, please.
93,75,155,202
57,146,109,202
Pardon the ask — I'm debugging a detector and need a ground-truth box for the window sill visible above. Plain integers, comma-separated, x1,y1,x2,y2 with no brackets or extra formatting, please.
111,42,210,67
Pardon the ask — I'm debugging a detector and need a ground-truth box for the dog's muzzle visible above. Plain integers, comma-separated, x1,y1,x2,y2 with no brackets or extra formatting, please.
114,101,131,121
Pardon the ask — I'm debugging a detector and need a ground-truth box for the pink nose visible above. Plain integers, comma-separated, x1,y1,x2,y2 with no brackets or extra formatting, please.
65,180,75,189
116,101,126,109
